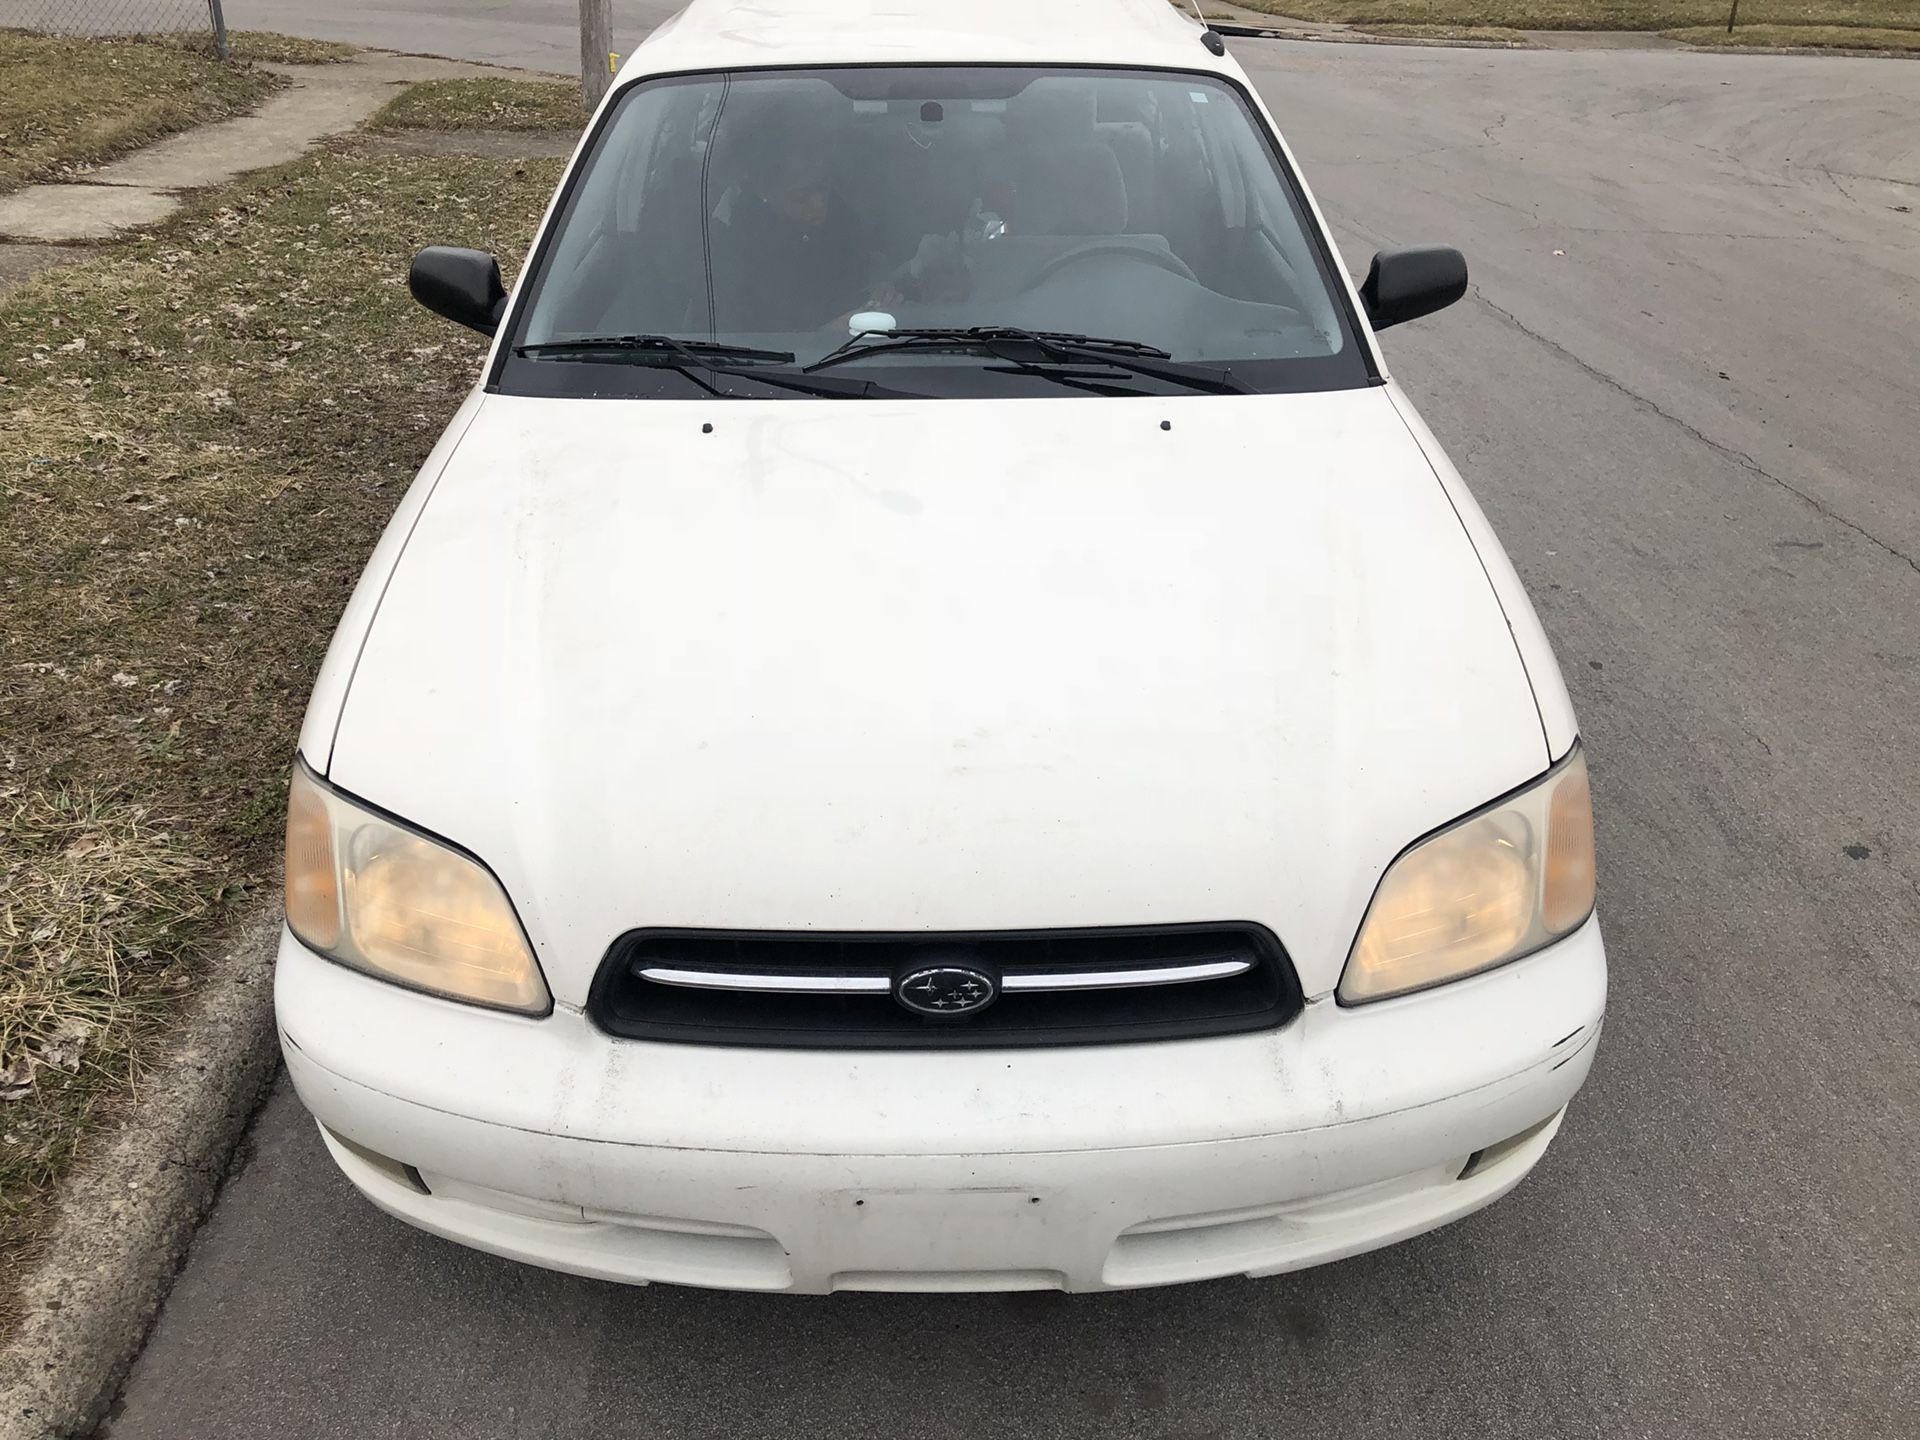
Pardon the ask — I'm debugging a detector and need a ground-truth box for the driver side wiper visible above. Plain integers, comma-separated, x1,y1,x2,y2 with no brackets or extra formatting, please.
516,335,797,364
514,333,924,399
804,327,1253,395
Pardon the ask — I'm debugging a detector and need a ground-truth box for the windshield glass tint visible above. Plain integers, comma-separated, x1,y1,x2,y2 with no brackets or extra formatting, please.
504,67,1368,398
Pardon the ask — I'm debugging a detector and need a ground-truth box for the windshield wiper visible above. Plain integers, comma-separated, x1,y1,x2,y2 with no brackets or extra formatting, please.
516,334,797,364
515,334,926,399
716,368,928,401
804,327,1253,395
809,327,1170,368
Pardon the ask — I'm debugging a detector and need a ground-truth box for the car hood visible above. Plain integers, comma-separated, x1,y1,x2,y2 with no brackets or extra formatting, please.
327,389,1550,1003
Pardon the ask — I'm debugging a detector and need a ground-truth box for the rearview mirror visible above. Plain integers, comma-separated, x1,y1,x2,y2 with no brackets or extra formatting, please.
1360,246,1468,331
409,246,508,336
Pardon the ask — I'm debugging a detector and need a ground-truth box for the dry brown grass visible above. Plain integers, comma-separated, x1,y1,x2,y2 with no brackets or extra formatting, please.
149,31,361,65
0,32,280,195
0,111,564,1334
0,792,215,1306
370,78,585,132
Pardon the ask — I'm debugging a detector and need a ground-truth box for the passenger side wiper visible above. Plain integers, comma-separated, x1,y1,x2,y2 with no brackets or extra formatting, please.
808,327,1169,369
516,335,797,364
804,327,1254,395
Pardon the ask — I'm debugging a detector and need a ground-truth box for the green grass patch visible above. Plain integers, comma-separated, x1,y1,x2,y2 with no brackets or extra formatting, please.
1238,1,1920,32
150,30,361,65
1665,21,1920,46
0,133,563,1336
370,78,584,132
0,32,281,195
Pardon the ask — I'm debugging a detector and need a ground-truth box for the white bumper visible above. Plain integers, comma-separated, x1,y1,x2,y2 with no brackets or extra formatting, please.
277,920,1606,1293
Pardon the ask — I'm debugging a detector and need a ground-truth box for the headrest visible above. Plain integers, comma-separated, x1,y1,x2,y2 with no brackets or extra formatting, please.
1010,82,1100,140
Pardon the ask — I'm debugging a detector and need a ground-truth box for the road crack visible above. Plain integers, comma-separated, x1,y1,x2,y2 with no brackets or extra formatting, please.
1470,287,1920,578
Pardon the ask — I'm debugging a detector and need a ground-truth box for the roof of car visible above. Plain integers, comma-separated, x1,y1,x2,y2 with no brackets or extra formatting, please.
623,0,1238,79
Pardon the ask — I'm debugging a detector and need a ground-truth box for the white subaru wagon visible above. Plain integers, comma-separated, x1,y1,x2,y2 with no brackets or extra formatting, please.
279,0,1606,1293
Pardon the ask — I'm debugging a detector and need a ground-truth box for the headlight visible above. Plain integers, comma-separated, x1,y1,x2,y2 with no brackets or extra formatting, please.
1339,746,1596,1005
284,761,552,1015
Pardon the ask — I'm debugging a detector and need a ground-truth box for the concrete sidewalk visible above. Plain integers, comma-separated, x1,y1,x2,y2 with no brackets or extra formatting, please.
0,51,508,247
223,0,680,74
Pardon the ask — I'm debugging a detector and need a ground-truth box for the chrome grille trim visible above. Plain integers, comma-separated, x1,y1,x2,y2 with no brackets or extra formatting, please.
1002,960,1253,991
639,968,892,994
637,959,1252,996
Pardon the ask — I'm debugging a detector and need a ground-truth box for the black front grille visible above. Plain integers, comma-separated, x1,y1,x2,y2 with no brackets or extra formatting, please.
587,924,1304,1049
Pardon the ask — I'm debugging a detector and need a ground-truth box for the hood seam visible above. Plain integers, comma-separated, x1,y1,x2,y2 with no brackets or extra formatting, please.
313,389,491,778
1382,386,1555,766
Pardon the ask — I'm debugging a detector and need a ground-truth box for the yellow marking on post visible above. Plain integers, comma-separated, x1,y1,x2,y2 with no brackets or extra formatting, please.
609,52,620,72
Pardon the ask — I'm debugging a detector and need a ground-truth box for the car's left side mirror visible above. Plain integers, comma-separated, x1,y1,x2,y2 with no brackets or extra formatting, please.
1360,246,1469,331
409,245,509,336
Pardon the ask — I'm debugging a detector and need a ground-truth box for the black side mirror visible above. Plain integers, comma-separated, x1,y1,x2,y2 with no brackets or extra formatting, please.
409,246,508,336
1360,246,1468,331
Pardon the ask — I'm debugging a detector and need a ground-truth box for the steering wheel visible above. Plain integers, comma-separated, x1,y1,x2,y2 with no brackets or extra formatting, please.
1026,241,1199,290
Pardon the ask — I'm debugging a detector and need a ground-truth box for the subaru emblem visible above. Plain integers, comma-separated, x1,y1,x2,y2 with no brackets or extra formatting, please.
895,964,1000,1018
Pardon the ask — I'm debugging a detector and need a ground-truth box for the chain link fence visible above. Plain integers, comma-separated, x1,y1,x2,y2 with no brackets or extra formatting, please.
0,0,224,40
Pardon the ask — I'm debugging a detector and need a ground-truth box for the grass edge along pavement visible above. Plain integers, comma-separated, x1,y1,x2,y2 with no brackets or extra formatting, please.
150,31,360,66
369,77,586,131
1662,22,1920,49
1359,22,1536,41
0,82,568,1349
1233,0,1920,49
0,911,282,1440
0,32,281,197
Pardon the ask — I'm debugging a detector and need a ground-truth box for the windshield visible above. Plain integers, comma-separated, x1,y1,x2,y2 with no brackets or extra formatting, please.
500,66,1370,399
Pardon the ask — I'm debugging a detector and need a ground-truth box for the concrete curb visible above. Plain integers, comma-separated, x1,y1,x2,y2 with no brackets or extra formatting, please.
1669,42,1920,59
1214,8,1917,57
1241,25,1531,49
0,910,283,1440
1205,4,1526,49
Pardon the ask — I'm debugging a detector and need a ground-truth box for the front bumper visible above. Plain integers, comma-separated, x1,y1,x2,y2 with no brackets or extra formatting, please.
278,919,1607,1293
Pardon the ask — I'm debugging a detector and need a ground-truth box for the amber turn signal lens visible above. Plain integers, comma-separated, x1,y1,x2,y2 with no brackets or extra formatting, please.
285,766,342,951
1543,755,1597,936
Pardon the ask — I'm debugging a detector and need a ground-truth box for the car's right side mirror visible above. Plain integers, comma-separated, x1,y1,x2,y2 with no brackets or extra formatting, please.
409,245,509,336
1360,246,1469,331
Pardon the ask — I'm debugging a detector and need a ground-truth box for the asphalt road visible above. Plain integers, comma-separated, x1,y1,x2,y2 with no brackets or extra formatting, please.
106,27,1919,1440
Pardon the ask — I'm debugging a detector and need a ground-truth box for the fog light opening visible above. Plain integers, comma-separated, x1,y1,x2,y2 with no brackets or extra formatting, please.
1457,1112,1560,1181
324,1126,431,1196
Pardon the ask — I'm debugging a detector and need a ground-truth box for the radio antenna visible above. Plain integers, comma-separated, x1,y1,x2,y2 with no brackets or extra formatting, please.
1182,0,1229,55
